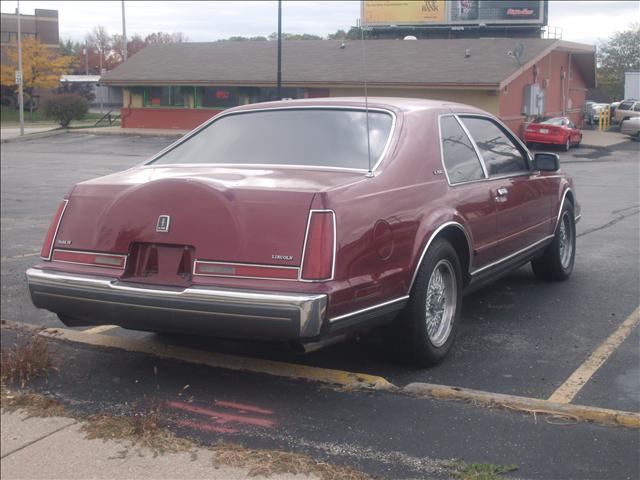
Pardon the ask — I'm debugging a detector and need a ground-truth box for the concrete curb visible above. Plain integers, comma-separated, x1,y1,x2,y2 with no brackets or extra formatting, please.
402,383,640,429
0,129,65,144
68,128,185,138
37,327,395,391
4,321,637,430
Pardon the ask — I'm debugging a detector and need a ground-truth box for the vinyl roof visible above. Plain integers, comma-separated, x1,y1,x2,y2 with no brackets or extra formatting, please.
100,38,595,88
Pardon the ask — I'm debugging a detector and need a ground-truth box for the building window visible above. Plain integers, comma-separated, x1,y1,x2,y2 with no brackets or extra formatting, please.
143,86,186,107
195,87,239,108
1,32,17,43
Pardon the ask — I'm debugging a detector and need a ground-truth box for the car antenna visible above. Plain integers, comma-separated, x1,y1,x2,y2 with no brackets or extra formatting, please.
360,22,374,178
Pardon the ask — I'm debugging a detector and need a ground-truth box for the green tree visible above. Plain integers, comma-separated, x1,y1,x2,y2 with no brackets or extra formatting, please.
0,37,75,119
597,23,640,100
267,32,323,41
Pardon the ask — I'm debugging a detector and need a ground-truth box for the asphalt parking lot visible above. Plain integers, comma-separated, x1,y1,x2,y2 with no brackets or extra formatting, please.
1,132,639,479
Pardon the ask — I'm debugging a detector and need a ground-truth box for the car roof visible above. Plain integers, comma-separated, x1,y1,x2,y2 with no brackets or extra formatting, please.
225,96,485,115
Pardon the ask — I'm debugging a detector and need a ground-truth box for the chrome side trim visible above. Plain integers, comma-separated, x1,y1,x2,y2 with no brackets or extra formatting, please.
454,114,490,178
41,199,68,261
407,222,473,293
193,259,300,282
554,188,573,231
299,209,337,282
470,234,554,277
329,295,410,323
145,106,398,174
26,268,328,337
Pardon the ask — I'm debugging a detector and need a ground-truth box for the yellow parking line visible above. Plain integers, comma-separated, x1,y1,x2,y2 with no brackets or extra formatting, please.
548,306,640,404
83,325,120,334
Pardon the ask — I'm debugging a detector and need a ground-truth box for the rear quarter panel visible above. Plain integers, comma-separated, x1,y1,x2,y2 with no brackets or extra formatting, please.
320,107,470,319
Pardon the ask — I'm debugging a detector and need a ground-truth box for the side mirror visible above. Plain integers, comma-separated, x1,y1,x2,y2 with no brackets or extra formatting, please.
534,153,560,171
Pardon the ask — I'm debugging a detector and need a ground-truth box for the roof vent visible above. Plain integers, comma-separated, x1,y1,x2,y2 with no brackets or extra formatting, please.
339,42,346,49
465,48,471,58
403,35,417,40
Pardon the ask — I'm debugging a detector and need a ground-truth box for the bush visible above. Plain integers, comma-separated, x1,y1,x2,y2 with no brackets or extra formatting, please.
42,93,88,127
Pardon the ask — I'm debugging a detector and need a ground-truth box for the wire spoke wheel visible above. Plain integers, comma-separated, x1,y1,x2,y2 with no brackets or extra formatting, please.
558,212,573,269
425,259,457,347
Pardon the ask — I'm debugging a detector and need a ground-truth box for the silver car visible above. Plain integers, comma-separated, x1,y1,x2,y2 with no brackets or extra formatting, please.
620,117,640,139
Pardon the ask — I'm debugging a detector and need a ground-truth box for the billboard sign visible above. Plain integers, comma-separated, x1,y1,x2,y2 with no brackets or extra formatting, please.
361,1,446,25
362,0,546,27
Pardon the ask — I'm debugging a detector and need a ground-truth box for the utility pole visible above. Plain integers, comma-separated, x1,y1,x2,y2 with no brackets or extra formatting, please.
83,45,88,75
16,1,25,136
276,0,282,99
121,0,127,61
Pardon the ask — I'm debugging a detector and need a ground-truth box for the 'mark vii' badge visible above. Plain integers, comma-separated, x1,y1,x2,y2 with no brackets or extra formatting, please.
156,215,171,233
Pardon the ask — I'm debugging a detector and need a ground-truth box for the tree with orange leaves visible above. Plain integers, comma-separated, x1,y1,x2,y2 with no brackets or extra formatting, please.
0,37,74,119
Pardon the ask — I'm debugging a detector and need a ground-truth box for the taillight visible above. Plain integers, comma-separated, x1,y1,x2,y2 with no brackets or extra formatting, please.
40,200,68,260
300,210,335,281
194,261,298,280
52,250,127,269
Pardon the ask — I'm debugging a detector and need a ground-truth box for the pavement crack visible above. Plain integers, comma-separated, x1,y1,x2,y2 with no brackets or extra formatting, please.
577,208,639,238
0,420,77,459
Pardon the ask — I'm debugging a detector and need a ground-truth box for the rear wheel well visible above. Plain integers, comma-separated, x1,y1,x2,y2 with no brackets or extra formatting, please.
564,190,575,209
437,226,471,286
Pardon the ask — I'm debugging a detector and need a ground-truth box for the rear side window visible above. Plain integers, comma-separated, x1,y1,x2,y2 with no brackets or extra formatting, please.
633,103,640,112
459,117,528,176
439,116,484,184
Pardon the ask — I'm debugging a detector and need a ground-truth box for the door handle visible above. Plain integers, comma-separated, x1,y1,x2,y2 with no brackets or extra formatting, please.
495,187,508,203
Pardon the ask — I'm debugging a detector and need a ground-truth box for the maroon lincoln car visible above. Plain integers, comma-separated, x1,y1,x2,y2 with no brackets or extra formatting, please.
27,98,579,365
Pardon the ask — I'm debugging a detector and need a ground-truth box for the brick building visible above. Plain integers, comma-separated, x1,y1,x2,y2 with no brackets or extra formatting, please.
100,38,595,136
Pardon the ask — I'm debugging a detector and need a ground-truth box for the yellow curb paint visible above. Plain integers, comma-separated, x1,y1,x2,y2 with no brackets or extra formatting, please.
82,325,119,334
39,327,395,391
0,252,40,262
548,306,640,404
403,383,640,429
36,325,640,429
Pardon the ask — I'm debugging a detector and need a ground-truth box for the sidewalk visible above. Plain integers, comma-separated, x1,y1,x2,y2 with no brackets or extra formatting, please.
1,410,315,480
0,125,59,142
580,129,629,148
73,125,188,137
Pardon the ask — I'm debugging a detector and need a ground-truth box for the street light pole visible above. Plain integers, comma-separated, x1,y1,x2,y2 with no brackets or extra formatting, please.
17,0,25,136
276,0,282,100
121,0,127,61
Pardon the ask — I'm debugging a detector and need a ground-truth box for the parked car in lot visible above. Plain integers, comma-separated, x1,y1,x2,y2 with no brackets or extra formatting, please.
524,117,582,151
620,116,640,139
27,98,580,366
591,103,610,124
614,99,640,123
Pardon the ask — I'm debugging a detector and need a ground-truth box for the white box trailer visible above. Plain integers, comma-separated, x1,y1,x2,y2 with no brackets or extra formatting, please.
625,71,640,100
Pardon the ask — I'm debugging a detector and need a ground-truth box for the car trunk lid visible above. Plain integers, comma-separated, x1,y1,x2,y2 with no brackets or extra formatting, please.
52,166,359,283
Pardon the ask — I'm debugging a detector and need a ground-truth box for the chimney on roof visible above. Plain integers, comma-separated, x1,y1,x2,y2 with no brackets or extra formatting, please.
339,42,346,49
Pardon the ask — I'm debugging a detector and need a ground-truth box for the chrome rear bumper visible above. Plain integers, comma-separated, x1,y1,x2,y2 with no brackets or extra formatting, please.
26,268,327,339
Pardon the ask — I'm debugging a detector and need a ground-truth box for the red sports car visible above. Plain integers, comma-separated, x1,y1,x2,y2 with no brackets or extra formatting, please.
27,98,580,365
524,117,582,151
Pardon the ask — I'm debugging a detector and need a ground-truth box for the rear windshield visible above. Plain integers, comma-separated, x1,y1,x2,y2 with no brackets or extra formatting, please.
150,108,394,169
540,118,566,126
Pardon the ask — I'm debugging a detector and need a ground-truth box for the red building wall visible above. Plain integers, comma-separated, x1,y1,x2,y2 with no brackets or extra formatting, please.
499,50,588,136
120,107,222,130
